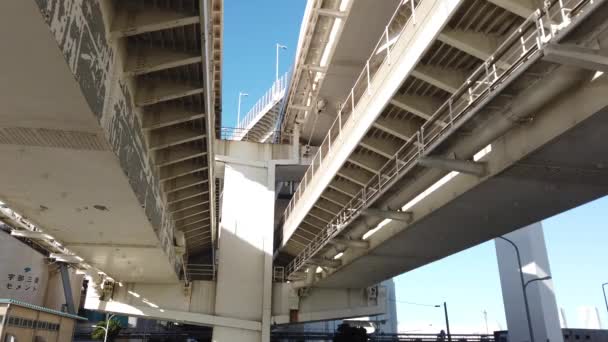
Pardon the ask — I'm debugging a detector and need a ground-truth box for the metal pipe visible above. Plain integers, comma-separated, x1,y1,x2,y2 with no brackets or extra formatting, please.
58,263,76,315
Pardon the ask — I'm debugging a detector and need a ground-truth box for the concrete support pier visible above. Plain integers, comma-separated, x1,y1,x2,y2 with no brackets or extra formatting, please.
495,223,563,342
213,142,276,342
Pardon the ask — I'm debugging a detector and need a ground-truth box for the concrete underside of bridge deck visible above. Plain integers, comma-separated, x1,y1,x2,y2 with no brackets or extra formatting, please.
0,1,180,282
82,275,388,333
299,0,401,145
317,73,608,288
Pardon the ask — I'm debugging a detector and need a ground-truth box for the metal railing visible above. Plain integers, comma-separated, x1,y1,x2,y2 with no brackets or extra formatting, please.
368,333,494,341
186,263,216,280
282,0,422,225
76,329,492,341
270,331,494,341
283,0,594,278
237,71,290,132
272,70,293,143
273,266,285,282
220,127,291,144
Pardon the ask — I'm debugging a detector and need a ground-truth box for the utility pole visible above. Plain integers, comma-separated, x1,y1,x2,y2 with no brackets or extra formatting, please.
444,302,452,342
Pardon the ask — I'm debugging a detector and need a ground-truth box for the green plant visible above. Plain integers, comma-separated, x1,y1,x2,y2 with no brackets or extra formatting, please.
91,319,122,341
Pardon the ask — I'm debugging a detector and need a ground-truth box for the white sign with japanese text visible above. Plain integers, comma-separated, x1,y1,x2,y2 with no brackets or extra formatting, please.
0,232,48,305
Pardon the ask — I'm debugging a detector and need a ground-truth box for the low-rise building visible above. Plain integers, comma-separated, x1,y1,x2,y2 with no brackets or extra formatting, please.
0,299,86,342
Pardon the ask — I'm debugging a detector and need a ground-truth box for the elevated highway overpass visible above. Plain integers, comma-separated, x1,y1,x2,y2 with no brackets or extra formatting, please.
0,0,221,283
1,0,608,341
281,0,402,145
0,1,393,338
277,0,608,288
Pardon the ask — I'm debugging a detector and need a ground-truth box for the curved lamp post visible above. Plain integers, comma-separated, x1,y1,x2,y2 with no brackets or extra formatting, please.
498,236,553,342
92,313,116,342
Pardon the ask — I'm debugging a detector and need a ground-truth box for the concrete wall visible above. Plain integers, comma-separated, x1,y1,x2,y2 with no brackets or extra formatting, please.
0,230,83,312
271,283,388,325
1,305,76,342
274,278,397,337
98,281,216,314
0,232,48,305
58,318,76,342
3,306,38,342
82,280,253,330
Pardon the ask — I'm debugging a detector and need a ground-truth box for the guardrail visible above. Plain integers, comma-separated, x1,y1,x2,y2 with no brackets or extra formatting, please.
368,333,494,341
283,0,593,278
76,329,493,341
220,127,291,144
270,331,494,341
273,266,285,282
186,263,215,280
282,0,423,227
237,72,290,132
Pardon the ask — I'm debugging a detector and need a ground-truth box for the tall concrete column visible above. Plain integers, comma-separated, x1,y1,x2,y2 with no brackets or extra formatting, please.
381,278,398,334
213,143,275,342
495,222,563,342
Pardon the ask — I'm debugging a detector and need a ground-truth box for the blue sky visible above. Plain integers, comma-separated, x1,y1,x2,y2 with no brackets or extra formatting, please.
222,1,305,128
394,195,608,333
221,1,608,333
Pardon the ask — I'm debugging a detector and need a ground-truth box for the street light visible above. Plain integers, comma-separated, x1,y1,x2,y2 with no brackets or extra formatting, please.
276,43,287,82
497,236,534,342
483,310,489,335
237,91,248,129
390,299,449,337
525,276,552,291
93,313,116,342
497,236,553,342
433,302,452,342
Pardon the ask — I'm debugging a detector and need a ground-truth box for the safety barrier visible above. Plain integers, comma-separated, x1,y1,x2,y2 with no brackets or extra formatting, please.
220,127,291,144
186,263,215,280
236,72,290,134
